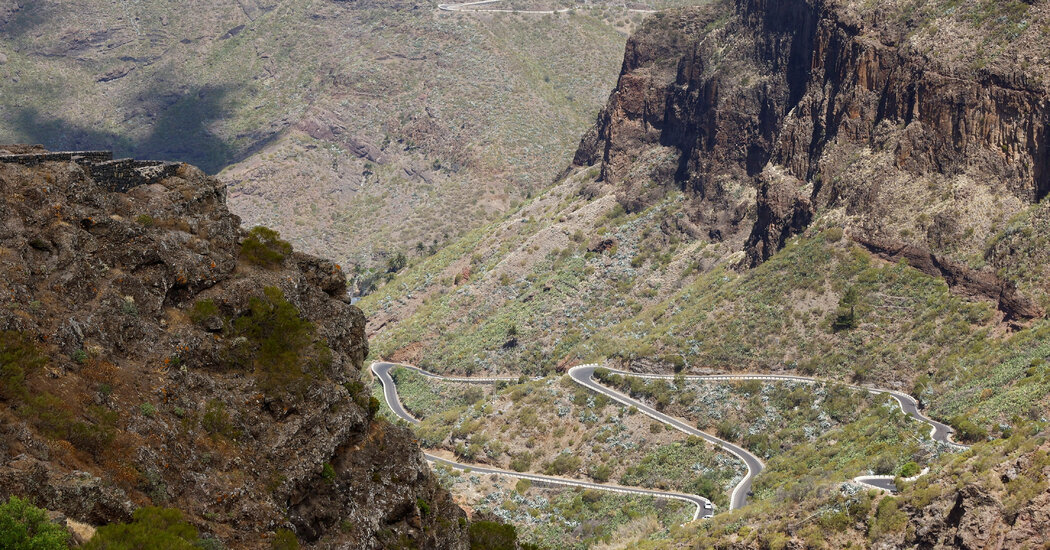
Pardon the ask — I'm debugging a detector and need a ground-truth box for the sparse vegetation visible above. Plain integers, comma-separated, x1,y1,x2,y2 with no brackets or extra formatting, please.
240,226,293,268
230,286,332,399
468,521,518,550
271,529,299,550
85,507,200,550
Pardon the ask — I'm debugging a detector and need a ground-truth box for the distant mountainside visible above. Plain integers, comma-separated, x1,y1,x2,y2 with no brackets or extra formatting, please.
363,0,1050,546
574,0,1049,317
0,0,678,279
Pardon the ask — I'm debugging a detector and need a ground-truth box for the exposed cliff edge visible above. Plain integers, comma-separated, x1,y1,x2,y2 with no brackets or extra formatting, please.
0,150,468,549
574,0,1050,320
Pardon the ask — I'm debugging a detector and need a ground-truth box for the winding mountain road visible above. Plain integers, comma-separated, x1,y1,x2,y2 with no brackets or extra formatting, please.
438,0,571,14
372,361,968,519
589,367,965,448
437,0,656,14
371,362,714,522
569,365,763,510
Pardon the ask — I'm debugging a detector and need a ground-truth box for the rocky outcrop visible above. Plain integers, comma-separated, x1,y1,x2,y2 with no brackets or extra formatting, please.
574,0,1050,318
0,152,468,549
901,440,1050,549
854,235,1044,321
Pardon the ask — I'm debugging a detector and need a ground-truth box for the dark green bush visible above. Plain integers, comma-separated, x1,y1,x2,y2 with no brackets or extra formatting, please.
241,226,292,268
367,396,381,419
715,420,740,442
416,497,430,517
201,400,236,440
509,453,533,472
543,453,581,475
950,415,989,443
188,299,220,326
588,463,611,482
271,528,298,550
0,496,69,550
85,507,199,550
65,406,119,458
232,287,331,399
0,331,46,400
386,252,407,273
468,521,517,550
898,461,920,477
831,287,860,332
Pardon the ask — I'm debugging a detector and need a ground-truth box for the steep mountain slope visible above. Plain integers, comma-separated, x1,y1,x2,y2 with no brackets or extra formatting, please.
364,0,1050,427
0,0,661,278
363,0,1050,545
0,151,467,549
574,0,1049,316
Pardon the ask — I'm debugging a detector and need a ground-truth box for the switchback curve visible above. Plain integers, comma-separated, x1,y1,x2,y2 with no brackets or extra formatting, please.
372,361,968,518
568,364,763,510
437,0,656,14
593,368,967,448
370,362,714,522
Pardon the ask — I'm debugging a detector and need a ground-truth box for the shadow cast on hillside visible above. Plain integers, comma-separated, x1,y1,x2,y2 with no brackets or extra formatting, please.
9,86,236,174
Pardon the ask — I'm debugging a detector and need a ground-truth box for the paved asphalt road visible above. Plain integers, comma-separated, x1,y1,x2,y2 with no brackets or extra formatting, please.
438,0,571,14
370,362,714,521
437,0,656,14
593,368,966,448
568,365,763,510
372,361,968,518
854,477,898,492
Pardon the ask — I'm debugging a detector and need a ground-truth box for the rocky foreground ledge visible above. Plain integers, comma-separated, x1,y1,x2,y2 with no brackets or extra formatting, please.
0,148,468,549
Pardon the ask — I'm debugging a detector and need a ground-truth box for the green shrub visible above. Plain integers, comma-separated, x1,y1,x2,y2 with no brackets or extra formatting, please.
589,463,612,482
136,214,155,227
64,406,118,459
0,331,46,400
85,507,198,550
867,497,907,540
232,287,331,399
950,415,989,443
831,287,860,332
139,403,157,418
715,420,740,441
468,521,517,550
898,461,920,478
189,299,220,326
201,400,236,439
19,390,117,459
241,226,292,268
386,252,407,273
321,463,336,483
416,497,430,517
271,528,298,550
543,453,581,475
0,496,69,550
368,396,381,419
509,453,533,472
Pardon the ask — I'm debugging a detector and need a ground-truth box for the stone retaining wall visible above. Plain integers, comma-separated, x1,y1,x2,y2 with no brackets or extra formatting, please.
0,151,181,193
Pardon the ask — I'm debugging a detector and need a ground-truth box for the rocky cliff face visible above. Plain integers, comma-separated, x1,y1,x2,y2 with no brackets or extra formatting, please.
575,0,1050,319
0,151,467,549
